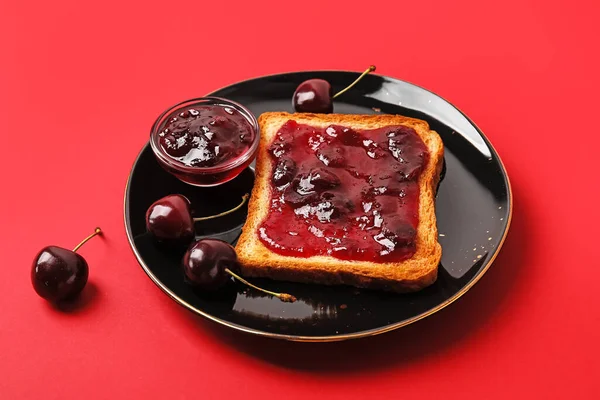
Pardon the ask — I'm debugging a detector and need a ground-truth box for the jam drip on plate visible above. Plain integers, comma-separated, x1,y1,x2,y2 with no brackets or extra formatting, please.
258,120,430,263
159,105,254,167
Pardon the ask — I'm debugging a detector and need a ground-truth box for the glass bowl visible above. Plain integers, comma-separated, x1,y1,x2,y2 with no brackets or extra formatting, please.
149,97,259,186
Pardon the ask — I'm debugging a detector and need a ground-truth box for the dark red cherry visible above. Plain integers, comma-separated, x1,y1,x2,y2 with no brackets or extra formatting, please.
32,228,102,302
292,66,376,114
182,239,297,302
146,194,195,245
145,194,250,245
293,79,333,113
182,239,238,291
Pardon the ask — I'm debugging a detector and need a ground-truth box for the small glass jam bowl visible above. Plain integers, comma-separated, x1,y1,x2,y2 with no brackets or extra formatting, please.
149,97,259,187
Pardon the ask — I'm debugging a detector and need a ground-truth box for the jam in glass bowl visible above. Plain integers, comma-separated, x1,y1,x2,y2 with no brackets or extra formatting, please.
150,97,259,186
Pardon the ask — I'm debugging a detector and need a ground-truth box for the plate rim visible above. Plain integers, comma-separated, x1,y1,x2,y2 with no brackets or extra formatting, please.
123,70,513,342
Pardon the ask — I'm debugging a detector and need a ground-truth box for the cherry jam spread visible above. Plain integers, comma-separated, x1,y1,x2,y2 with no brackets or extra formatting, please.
158,105,255,167
258,120,430,262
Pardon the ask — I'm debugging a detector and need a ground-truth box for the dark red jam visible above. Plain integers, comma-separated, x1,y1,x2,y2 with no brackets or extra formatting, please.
258,120,430,262
159,105,255,168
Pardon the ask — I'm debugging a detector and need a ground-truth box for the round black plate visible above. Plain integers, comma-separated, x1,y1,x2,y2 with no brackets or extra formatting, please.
124,71,512,341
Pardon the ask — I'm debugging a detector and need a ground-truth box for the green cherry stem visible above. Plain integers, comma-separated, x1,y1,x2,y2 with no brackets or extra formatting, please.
332,65,376,99
193,194,249,222
72,227,102,253
225,268,297,303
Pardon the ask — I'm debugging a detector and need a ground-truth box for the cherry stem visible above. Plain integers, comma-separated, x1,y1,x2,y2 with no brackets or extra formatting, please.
73,227,102,253
225,268,297,303
332,65,376,99
193,194,249,222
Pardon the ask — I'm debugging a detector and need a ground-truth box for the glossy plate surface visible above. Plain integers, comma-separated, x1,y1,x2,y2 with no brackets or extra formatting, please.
124,71,512,341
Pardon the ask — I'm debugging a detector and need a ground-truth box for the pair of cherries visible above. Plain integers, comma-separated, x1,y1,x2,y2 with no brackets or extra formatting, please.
146,194,296,302
293,65,376,113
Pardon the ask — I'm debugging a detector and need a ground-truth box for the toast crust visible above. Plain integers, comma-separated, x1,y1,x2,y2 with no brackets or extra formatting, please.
236,112,444,292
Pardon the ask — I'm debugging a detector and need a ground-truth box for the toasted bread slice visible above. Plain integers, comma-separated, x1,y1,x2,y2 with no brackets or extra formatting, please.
236,112,444,292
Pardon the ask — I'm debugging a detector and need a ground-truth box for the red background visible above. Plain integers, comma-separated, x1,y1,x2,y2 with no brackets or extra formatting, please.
1,0,598,398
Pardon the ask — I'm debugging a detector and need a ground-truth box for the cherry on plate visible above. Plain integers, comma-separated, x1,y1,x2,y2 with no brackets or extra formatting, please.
182,239,238,291
145,193,249,246
182,239,296,302
293,79,333,113
293,65,376,113
146,195,195,245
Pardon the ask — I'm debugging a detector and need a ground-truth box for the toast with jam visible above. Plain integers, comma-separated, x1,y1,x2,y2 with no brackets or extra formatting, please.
236,112,444,292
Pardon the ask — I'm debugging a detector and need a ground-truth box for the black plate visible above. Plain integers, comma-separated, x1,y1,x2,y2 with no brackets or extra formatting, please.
124,71,512,341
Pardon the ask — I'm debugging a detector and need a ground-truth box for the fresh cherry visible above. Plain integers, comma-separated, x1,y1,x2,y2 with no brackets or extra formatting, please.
293,65,376,113
146,195,195,245
31,228,102,302
146,193,249,245
182,239,237,290
293,79,333,113
183,239,296,302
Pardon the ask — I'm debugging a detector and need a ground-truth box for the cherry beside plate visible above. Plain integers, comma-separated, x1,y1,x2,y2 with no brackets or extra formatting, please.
124,71,512,342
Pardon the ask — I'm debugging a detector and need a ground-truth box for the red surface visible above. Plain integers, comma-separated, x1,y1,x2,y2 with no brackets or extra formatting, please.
0,0,598,398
